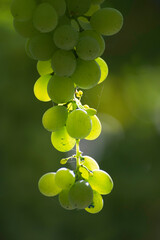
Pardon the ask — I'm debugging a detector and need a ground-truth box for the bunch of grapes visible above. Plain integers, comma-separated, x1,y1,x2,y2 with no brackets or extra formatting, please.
11,0,123,214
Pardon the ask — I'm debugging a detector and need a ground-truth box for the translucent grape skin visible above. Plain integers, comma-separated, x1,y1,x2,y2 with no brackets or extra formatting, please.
59,189,75,210
85,115,102,140
95,57,109,84
85,190,103,214
47,75,75,104
88,170,114,195
34,74,52,102
29,33,57,61
51,126,76,152
76,36,100,61
55,168,75,189
66,109,92,139
69,180,93,209
38,172,61,197
90,8,124,36
33,3,58,33
42,106,68,132
11,0,36,21
72,59,101,89
80,155,99,171
51,49,76,77
53,25,79,50
37,60,53,76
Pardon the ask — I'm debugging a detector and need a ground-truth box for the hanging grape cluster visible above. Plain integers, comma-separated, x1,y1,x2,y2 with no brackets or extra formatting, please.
11,0,123,214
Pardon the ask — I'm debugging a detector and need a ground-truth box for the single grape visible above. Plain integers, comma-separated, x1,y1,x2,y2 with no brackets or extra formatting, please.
55,168,75,189
41,0,66,16
71,19,80,32
72,59,101,89
33,3,58,33
38,172,61,197
95,57,108,84
51,49,76,77
88,170,113,195
85,190,103,214
42,106,68,132
66,109,92,139
29,33,57,61
85,115,102,140
11,0,36,21
59,189,75,210
34,74,52,102
81,156,99,171
80,30,105,56
13,19,38,38
37,60,53,76
47,75,75,104
53,25,79,50
90,8,123,36
66,0,91,16
69,180,93,209
51,126,76,152
76,36,100,61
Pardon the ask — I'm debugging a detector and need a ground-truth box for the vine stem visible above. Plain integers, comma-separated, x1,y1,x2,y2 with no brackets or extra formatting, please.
76,139,81,169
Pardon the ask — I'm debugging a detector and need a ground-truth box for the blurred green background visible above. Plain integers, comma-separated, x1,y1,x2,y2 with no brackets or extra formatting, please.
0,0,160,239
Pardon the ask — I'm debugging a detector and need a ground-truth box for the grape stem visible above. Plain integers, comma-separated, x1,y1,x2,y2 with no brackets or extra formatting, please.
76,139,81,169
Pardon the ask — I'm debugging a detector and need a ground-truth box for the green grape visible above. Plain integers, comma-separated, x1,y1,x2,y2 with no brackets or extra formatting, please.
51,126,76,152
51,49,76,77
88,170,113,195
76,36,100,61
33,3,58,33
47,75,75,104
11,0,36,21
69,180,93,209
66,0,91,16
25,39,34,59
85,190,103,214
91,0,105,4
38,172,61,197
37,60,53,76
53,25,79,50
59,189,75,210
29,33,57,61
95,57,108,84
42,106,68,132
72,59,101,89
66,109,92,139
34,74,52,102
58,15,70,26
90,8,123,36
41,0,66,16
85,115,101,140
81,156,99,171
84,4,100,16
55,168,75,189
80,30,105,57
85,107,97,116
13,19,38,38
77,17,91,30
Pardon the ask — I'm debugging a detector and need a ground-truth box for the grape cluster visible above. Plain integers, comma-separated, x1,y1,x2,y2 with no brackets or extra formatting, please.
39,156,113,213
11,0,123,213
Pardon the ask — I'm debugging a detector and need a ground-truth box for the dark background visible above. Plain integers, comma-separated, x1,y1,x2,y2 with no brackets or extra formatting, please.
0,0,160,239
